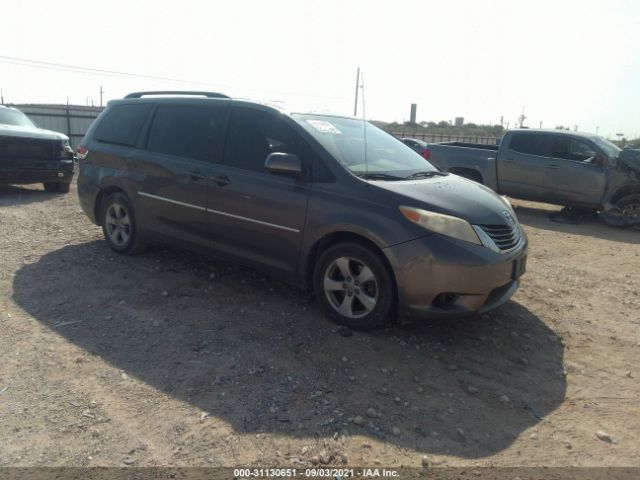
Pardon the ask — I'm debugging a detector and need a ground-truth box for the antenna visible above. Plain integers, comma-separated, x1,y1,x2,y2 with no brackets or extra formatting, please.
360,72,369,182
353,67,360,117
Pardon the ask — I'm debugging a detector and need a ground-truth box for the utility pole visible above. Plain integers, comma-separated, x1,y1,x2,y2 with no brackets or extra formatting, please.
518,107,526,128
353,67,360,117
596,126,600,135
65,96,72,140
0,88,3,104
539,120,543,128
99,85,104,107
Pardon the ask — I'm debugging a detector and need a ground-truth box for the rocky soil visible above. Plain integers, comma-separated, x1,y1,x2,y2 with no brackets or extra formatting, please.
0,182,639,469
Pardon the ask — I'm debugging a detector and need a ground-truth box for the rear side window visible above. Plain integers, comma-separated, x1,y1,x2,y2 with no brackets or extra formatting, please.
146,105,226,162
93,104,151,147
509,133,553,157
223,108,307,173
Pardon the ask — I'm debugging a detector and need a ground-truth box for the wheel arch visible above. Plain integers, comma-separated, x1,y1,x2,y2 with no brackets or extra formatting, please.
94,186,128,226
608,184,640,206
303,231,397,303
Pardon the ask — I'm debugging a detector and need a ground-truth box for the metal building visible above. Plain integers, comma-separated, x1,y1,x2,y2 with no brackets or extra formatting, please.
9,104,103,148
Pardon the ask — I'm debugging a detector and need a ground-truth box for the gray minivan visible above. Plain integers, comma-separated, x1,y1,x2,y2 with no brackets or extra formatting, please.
77,91,527,329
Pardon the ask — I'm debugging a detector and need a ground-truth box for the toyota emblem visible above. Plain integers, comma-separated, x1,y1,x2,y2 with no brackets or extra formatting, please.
502,210,515,226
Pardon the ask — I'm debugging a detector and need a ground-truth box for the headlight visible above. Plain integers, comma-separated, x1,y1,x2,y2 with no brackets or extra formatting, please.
399,206,481,245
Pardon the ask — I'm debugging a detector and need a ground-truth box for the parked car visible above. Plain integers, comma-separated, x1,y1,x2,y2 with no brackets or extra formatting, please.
77,91,527,329
427,129,640,226
0,105,75,193
401,137,431,159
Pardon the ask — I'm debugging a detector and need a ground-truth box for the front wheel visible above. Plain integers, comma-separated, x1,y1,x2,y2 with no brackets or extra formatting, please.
313,242,395,330
602,194,640,228
101,192,146,254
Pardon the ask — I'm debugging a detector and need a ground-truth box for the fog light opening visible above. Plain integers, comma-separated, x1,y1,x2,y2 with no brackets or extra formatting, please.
433,292,459,308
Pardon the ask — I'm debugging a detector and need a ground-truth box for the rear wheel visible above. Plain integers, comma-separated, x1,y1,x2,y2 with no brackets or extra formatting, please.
313,242,394,330
43,182,71,193
101,192,146,254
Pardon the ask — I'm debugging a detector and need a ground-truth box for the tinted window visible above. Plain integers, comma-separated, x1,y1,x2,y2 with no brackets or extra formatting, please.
509,133,553,157
94,104,151,147
224,109,305,173
551,137,597,162
146,105,226,162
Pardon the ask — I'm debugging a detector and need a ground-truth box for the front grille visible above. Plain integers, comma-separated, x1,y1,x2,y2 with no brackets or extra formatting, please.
478,223,522,251
0,137,58,161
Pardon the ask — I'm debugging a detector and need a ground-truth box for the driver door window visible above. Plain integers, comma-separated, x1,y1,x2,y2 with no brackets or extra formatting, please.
223,109,306,173
551,137,597,163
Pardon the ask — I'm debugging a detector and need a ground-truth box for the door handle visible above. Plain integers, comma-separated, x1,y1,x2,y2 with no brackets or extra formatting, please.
213,174,231,186
546,164,560,169
189,169,206,181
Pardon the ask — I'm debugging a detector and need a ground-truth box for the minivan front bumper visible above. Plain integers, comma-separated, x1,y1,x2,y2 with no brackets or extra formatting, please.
384,230,528,319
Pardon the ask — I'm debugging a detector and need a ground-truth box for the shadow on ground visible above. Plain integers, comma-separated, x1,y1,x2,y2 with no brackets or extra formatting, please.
12,241,566,458
513,203,639,244
0,184,58,206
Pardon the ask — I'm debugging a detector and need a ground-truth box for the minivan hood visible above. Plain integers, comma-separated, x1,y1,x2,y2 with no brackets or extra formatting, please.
0,124,68,141
371,174,514,226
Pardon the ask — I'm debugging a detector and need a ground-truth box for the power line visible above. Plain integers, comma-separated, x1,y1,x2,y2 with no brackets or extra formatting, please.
0,54,349,101
0,54,210,85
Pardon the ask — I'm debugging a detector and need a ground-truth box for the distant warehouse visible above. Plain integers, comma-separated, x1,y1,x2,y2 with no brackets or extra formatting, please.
8,104,103,148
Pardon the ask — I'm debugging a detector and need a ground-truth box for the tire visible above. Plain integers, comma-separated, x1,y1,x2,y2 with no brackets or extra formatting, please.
100,192,146,254
605,194,640,227
43,182,71,193
313,242,395,330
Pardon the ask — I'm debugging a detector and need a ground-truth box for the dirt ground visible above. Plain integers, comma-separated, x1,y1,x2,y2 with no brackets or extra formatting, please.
0,180,639,469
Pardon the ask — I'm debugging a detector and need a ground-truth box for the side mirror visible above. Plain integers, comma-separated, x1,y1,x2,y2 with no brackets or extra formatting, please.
265,152,302,176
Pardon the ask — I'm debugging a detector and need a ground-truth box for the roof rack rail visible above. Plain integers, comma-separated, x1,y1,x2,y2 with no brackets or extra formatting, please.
124,91,229,99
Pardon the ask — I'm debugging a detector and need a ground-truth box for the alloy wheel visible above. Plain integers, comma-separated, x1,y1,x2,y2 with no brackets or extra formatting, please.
323,256,378,318
105,202,132,247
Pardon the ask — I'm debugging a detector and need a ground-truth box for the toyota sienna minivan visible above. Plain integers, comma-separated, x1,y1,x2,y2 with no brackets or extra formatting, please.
77,91,527,330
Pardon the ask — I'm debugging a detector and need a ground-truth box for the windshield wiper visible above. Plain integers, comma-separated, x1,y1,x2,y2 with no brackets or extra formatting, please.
404,171,449,179
356,173,405,181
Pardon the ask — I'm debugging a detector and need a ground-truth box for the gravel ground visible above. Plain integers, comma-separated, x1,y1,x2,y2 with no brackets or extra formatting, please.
0,181,638,468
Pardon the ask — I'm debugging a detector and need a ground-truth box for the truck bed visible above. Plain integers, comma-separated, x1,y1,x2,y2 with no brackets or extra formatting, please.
427,142,500,189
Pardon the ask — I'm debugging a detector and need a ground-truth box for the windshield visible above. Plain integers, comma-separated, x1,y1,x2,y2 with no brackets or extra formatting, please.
591,136,621,159
0,108,36,128
293,114,437,178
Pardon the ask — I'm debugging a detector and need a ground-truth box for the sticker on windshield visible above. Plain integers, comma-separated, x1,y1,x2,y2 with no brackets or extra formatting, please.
306,119,342,134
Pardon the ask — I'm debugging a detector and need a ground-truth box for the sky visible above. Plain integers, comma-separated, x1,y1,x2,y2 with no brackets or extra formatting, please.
1,0,639,139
